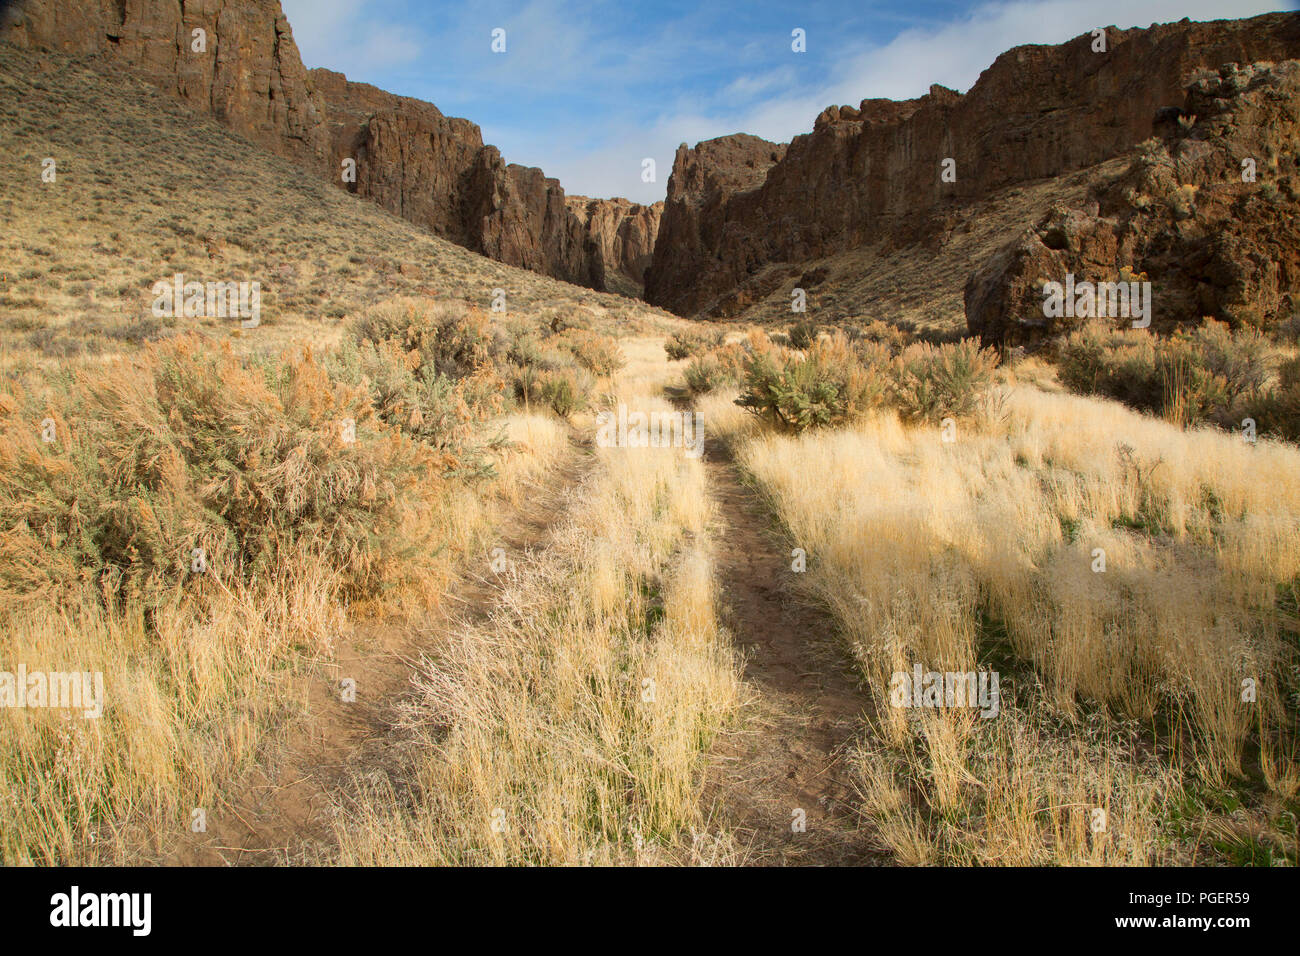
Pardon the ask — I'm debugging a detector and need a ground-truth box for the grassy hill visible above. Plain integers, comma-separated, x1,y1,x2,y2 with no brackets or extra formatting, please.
0,43,672,371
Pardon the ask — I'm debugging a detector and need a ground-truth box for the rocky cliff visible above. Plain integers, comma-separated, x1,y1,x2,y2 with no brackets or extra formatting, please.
967,58,1300,345
310,67,660,292
644,13,1300,318
1,0,657,294
643,133,787,314
566,196,663,297
1,0,331,172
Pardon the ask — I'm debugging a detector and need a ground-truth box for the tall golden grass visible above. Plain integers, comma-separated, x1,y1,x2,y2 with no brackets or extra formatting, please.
735,377,1300,864
334,359,745,864
0,319,581,864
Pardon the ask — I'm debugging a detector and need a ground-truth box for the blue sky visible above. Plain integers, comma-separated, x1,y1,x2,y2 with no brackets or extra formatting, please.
282,0,1295,204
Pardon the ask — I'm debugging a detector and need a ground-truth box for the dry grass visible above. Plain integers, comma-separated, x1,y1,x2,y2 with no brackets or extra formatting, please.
334,371,745,865
0,329,578,865
0,43,673,378
0,32,697,865
0,558,342,864
737,376,1300,864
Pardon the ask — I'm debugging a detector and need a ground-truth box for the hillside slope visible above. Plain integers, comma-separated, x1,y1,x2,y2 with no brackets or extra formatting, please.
0,43,668,367
1,0,661,295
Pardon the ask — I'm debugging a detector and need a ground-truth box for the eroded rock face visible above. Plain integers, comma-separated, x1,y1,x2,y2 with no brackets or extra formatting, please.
642,134,787,315
310,68,484,248
2,0,655,294
2,0,331,172
308,66,664,291
644,13,1300,317
966,60,1300,345
566,197,663,296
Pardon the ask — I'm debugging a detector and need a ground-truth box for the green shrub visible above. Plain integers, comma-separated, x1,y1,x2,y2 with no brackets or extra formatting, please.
788,319,818,351
736,334,887,431
1058,321,1271,428
684,342,749,395
665,333,696,361
512,364,592,418
1247,356,1300,441
536,367,592,418
665,329,724,361
890,340,1000,424
684,356,725,394
552,328,625,377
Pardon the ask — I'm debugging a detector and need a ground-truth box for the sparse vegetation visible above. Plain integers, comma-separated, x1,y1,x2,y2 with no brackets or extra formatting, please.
730,376,1300,864
335,383,742,865
1057,320,1283,432
4,24,1297,874
729,330,998,432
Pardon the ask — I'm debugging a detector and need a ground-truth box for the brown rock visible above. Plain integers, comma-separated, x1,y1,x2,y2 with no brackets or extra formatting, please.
3,0,331,173
565,196,663,295
643,133,788,314
967,59,1300,345
310,66,657,292
644,13,1300,316
3,1,656,294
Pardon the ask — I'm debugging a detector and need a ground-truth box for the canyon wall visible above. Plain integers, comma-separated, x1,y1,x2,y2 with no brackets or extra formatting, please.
967,59,1300,345
644,13,1300,317
1,0,330,172
1,0,659,294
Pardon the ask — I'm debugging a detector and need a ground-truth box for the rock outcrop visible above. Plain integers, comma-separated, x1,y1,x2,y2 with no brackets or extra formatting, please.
309,67,483,248
566,196,663,296
966,59,1300,345
1,0,656,294
1,0,331,172
310,67,659,291
644,13,1300,317
642,134,787,314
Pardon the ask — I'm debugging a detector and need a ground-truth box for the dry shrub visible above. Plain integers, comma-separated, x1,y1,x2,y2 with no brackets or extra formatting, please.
327,336,504,463
349,297,502,379
889,339,1001,424
0,335,448,614
850,319,913,353
552,328,625,377
1058,320,1273,430
683,341,748,396
665,329,725,361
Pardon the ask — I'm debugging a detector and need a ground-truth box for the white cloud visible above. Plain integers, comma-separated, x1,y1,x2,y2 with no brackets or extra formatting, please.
721,67,801,101
281,0,423,75
567,0,1286,202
